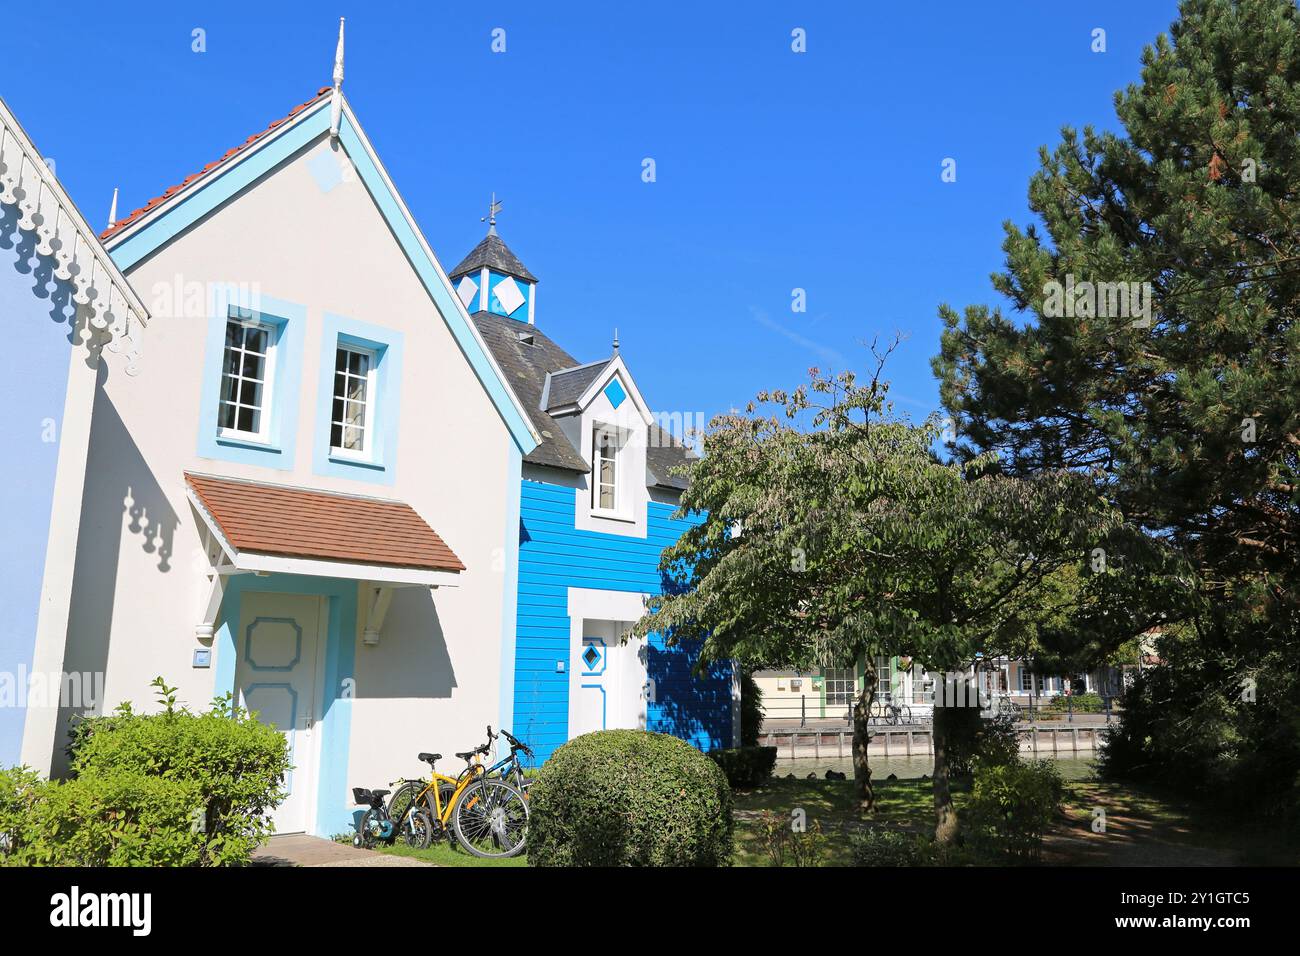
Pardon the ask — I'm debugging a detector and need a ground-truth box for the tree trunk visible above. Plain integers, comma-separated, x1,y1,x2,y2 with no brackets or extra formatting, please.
932,702,959,844
852,667,877,812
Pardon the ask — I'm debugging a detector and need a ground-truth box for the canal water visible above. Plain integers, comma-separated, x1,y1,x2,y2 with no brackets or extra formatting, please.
774,753,1097,782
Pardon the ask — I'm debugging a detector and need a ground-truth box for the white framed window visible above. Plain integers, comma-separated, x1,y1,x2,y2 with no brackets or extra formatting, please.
1019,666,1035,692
823,667,857,706
331,344,377,459
592,428,620,512
218,318,276,442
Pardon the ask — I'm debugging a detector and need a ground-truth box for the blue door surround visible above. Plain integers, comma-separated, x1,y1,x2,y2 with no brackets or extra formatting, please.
213,573,357,837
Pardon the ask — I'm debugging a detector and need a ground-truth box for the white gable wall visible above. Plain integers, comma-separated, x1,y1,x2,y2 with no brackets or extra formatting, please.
40,131,517,799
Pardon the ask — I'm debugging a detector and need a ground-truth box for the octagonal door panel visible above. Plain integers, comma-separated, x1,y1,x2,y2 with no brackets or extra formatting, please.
234,592,325,834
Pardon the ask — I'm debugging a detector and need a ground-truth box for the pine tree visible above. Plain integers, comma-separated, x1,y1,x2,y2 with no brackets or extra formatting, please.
933,0,1300,811
934,0,1300,611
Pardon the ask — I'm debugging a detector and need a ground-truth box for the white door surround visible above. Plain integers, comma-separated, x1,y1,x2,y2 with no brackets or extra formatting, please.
234,592,327,834
566,588,650,740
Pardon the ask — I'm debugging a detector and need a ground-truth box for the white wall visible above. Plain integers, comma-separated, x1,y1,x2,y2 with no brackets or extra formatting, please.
44,131,518,786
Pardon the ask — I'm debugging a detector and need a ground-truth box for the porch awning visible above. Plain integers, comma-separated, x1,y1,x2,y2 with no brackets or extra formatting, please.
184,472,465,587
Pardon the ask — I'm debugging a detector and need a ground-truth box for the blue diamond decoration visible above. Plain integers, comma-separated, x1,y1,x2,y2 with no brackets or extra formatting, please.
582,645,601,669
604,378,627,408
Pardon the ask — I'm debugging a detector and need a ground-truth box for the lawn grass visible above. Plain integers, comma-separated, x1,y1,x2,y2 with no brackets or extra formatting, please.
377,839,528,867
735,772,1298,866
731,775,967,866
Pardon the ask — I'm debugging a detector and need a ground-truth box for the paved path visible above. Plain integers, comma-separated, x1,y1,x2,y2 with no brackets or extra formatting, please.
252,834,432,867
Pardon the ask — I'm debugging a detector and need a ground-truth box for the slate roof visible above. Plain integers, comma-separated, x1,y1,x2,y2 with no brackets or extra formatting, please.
448,232,537,283
185,472,465,572
470,311,590,472
470,311,695,488
646,426,693,491
544,361,609,410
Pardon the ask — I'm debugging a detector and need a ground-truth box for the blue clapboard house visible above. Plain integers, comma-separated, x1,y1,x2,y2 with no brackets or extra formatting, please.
456,220,737,761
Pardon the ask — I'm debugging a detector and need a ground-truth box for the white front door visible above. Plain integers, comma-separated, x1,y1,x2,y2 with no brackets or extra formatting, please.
234,592,325,834
572,634,610,737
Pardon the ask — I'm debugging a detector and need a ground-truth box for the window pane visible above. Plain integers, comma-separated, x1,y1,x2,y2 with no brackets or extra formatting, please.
225,322,243,348
344,400,364,426
331,421,342,448
237,405,259,433
332,397,344,425
244,327,267,353
218,402,236,429
335,348,347,373
241,351,264,380
599,484,615,509
239,379,262,407
342,425,364,450
347,376,367,402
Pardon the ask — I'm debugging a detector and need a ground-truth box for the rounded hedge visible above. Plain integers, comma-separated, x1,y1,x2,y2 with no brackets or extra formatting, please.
527,729,733,867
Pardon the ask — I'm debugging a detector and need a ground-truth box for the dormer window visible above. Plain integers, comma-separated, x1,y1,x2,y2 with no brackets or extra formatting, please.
593,428,619,512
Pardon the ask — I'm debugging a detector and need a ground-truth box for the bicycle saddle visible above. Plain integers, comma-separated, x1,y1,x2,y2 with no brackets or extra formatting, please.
371,789,390,799
454,750,478,761
418,752,441,763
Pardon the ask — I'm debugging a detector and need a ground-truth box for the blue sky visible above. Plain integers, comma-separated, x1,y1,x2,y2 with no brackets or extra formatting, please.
3,0,1180,426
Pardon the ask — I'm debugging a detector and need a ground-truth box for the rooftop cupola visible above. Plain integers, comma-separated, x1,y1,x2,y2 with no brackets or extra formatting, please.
447,193,537,323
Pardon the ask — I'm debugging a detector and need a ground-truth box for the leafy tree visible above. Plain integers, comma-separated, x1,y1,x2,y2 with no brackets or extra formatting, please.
635,352,1122,840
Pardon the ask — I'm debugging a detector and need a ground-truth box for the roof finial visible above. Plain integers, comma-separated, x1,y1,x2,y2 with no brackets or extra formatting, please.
329,17,346,140
481,192,503,236
613,327,620,355
107,187,119,229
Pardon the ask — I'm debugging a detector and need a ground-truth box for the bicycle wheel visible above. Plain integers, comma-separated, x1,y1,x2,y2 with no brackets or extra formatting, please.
386,780,422,828
452,779,529,858
355,809,377,849
898,705,912,724
400,806,433,849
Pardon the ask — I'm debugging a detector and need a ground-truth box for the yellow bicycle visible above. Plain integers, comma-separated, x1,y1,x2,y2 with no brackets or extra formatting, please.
386,733,529,859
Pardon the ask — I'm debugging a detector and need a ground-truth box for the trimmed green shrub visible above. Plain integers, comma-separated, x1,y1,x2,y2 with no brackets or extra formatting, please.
965,759,1064,862
709,745,777,789
67,680,290,864
2,678,291,867
4,771,206,867
1048,692,1103,713
528,729,733,867
0,766,42,859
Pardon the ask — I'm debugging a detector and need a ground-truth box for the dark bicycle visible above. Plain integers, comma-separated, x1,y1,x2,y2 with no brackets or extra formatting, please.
869,693,913,726
352,786,432,850
485,727,535,796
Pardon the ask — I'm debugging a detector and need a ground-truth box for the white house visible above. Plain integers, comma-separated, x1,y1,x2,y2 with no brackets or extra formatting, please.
19,37,544,837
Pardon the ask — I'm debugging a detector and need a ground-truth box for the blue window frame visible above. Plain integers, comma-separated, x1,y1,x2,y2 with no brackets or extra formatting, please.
197,296,305,469
313,314,403,485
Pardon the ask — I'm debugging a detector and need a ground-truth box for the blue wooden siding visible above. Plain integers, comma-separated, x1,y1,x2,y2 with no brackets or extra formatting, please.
514,479,732,762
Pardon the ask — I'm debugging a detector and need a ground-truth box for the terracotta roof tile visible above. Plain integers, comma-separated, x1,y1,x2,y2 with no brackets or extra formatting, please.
101,87,333,241
185,472,465,573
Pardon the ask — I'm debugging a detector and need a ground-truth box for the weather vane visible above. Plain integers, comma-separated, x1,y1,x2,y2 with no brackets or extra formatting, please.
481,192,503,233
